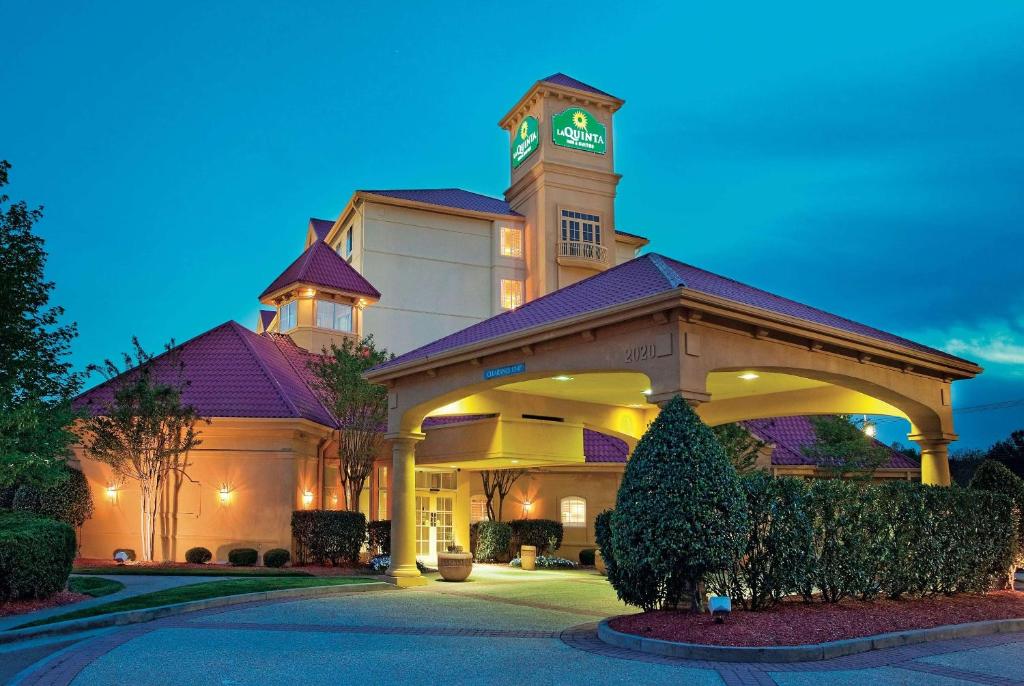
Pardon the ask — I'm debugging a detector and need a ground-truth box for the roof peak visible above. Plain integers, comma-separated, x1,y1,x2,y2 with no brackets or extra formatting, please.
538,73,619,100
259,239,380,301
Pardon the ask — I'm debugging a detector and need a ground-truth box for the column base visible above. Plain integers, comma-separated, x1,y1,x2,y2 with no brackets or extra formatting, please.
387,575,429,588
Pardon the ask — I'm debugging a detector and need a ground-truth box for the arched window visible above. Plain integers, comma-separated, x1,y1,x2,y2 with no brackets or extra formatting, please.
560,496,586,528
470,495,490,523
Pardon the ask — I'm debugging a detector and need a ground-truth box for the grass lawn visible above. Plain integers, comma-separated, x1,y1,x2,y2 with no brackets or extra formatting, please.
72,566,313,577
17,576,376,629
67,576,125,598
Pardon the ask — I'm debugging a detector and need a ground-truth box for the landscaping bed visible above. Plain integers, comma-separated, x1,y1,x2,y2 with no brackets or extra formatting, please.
73,558,312,577
609,591,1024,647
0,591,89,618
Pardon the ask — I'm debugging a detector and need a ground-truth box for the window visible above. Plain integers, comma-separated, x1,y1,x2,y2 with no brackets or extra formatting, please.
377,466,388,520
279,300,297,331
315,300,353,332
500,279,524,309
415,470,457,491
470,495,489,523
560,210,602,245
500,227,523,258
345,228,353,257
560,496,586,528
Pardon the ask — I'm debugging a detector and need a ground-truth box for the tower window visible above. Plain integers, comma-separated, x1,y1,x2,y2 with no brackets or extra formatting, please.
345,228,353,257
280,300,297,331
315,300,354,332
560,210,602,245
500,227,523,258
500,279,524,309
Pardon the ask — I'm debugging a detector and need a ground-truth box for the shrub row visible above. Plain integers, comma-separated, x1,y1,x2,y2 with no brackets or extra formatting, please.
508,519,563,556
472,521,511,562
469,519,564,561
367,520,391,555
291,510,366,565
3,466,94,529
0,511,77,601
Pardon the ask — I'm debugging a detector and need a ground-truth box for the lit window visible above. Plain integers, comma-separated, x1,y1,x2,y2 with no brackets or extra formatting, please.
315,300,353,332
560,496,586,528
414,470,457,490
560,210,602,245
377,466,388,520
500,279,524,309
345,228,353,257
280,300,297,331
470,495,489,523
500,227,523,258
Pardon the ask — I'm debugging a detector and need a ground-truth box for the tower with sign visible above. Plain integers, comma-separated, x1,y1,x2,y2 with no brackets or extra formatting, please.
499,74,625,299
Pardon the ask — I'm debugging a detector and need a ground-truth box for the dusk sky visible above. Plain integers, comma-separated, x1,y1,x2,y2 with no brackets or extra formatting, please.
3,2,1022,450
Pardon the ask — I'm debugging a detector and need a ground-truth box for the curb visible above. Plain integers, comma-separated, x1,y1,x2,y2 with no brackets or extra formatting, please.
0,581,390,645
597,616,1024,663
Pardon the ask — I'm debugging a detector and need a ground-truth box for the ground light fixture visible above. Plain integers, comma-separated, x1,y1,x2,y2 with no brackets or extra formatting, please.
738,372,760,381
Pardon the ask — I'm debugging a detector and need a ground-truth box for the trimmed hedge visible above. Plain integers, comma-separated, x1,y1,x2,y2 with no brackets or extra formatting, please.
228,548,259,566
579,548,596,566
11,466,94,529
0,511,77,600
508,519,563,556
263,548,291,568
185,547,212,564
970,460,1024,572
291,510,366,565
472,521,511,562
367,520,391,555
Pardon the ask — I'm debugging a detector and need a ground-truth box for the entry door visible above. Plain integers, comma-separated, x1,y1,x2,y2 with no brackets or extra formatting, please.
415,494,455,559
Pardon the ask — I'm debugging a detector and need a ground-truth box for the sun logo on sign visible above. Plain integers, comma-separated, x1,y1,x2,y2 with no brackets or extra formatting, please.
572,110,588,130
520,121,529,140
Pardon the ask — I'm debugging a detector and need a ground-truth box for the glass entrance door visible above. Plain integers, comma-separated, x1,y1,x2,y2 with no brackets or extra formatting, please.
414,493,455,561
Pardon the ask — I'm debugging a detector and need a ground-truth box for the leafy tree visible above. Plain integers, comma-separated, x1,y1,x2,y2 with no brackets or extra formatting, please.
969,459,1024,584
610,396,748,612
987,430,1024,478
11,465,94,529
479,469,526,521
949,448,986,487
78,339,204,561
310,335,390,511
803,415,890,479
0,160,82,487
711,422,766,475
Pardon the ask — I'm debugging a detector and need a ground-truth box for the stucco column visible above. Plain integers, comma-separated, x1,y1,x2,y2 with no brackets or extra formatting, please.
386,432,426,587
909,434,953,486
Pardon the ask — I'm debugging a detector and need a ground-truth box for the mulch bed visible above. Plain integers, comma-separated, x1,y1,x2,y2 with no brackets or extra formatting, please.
0,591,90,618
609,591,1024,647
74,558,372,576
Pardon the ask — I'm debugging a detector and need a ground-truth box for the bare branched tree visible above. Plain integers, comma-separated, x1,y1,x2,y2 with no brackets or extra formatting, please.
480,469,526,521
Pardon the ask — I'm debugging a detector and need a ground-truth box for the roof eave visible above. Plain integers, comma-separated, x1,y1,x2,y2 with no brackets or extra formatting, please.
259,283,380,306
498,80,624,130
356,192,522,223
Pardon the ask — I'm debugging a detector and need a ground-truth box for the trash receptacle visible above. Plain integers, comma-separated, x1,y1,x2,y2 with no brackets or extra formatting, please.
520,545,537,571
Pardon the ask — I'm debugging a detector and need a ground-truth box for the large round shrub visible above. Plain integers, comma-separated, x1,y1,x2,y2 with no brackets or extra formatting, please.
610,396,748,611
12,467,94,529
473,520,511,562
263,548,291,568
185,547,212,564
970,460,1024,570
0,511,77,600
228,548,259,566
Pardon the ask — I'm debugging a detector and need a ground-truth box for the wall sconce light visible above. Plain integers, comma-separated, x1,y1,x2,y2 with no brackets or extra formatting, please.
331,491,338,507
219,485,231,504
302,490,314,508
356,298,367,310
105,484,118,502
301,287,316,298
522,500,533,516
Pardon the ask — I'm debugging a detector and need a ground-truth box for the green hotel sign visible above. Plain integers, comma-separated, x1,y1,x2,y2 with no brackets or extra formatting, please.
511,116,539,168
552,107,606,154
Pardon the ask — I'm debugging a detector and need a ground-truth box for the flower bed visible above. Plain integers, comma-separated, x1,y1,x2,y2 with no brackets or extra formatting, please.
609,591,1024,647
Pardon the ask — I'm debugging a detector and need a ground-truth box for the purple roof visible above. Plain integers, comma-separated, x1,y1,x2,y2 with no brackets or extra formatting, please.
375,253,963,371
742,416,919,470
615,229,648,241
259,310,277,330
309,218,334,241
74,322,336,428
540,73,616,99
260,240,380,300
360,188,521,217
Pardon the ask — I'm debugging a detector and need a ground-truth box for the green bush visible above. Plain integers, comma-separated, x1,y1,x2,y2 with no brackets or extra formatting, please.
473,521,511,562
11,466,94,529
611,397,748,612
0,511,77,600
291,510,366,565
184,547,212,564
263,548,291,568
367,520,391,555
508,519,563,556
970,460,1024,567
579,548,596,566
228,548,259,566
594,510,618,579
874,482,939,598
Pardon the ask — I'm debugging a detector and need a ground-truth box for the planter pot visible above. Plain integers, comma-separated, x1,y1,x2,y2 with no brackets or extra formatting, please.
437,552,473,582
595,550,606,575
520,545,537,571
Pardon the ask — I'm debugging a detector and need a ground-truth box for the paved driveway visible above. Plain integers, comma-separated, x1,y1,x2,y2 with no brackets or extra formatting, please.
13,566,1024,685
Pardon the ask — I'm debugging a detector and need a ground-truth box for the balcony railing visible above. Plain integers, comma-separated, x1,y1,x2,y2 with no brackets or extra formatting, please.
558,240,608,264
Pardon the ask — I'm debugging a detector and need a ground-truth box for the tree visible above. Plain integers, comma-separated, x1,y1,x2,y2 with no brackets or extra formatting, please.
988,430,1024,478
0,160,82,487
78,339,204,561
969,459,1024,585
803,415,890,479
610,396,748,612
479,469,526,521
310,335,390,511
711,422,766,475
949,448,986,487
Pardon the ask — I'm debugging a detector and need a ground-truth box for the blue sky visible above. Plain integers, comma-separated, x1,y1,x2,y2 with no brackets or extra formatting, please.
2,2,1022,450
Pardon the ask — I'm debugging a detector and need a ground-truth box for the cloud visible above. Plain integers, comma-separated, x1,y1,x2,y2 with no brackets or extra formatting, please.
909,315,1024,371
945,337,1024,366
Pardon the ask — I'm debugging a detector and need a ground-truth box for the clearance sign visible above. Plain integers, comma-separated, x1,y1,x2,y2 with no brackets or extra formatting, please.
551,107,606,154
511,116,540,168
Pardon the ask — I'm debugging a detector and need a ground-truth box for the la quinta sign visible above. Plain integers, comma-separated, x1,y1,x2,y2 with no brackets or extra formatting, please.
511,116,540,168
552,107,606,154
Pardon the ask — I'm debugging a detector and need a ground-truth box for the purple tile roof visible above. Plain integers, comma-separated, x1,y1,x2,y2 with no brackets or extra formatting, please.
74,322,336,428
259,310,277,330
359,188,521,217
614,229,648,241
742,416,919,470
375,253,962,372
309,218,334,241
260,240,380,300
540,73,616,99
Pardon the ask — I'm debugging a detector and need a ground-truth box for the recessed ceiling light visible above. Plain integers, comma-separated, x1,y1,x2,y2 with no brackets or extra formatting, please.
641,389,653,395
510,459,520,464
627,403,644,408
738,372,760,381
552,375,574,381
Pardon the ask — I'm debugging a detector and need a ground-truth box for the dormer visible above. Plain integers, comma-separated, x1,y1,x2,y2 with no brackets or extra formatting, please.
259,240,381,353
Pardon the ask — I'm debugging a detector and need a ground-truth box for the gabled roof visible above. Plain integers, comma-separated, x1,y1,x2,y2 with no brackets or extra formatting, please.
260,240,380,301
359,188,521,217
540,73,616,99
309,218,334,241
742,416,919,470
74,322,336,428
259,310,277,330
374,253,965,372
